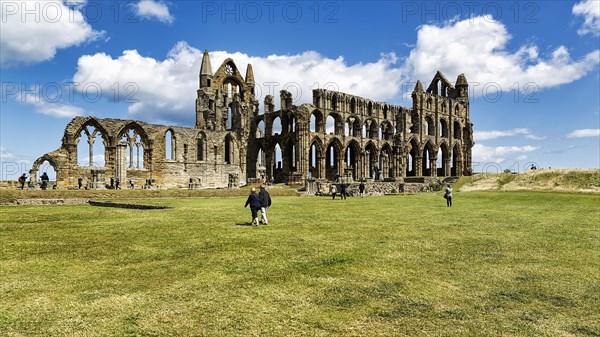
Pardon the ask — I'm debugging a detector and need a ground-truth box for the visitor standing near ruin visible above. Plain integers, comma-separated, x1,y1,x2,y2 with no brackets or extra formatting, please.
330,184,337,200
115,177,121,190
258,185,271,225
444,185,453,207
78,177,83,189
359,181,365,197
18,173,27,190
244,187,262,227
340,182,347,200
40,172,49,190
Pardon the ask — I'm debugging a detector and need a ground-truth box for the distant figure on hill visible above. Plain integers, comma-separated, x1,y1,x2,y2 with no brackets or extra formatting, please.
130,178,134,189
244,187,261,227
18,173,27,189
40,172,49,190
258,185,272,225
444,185,453,207
359,181,365,197
330,184,337,200
115,177,121,190
110,178,114,189
78,177,83,189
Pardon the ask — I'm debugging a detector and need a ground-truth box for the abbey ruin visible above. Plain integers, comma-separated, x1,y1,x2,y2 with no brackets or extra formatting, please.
31,50,474,189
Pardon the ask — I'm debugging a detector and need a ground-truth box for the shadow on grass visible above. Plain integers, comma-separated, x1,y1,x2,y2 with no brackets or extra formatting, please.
235,222,255,226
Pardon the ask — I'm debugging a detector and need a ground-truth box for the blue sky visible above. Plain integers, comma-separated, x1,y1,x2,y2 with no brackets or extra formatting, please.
1,0,599,180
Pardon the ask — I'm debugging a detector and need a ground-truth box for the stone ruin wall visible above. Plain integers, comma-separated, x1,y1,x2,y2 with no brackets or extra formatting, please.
31,52,474,190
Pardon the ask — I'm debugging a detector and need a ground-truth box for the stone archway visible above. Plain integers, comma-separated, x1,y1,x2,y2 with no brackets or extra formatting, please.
325,138,343,181
309,137,324,179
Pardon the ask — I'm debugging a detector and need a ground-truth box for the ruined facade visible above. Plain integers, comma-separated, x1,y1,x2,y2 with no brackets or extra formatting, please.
32,50,474,188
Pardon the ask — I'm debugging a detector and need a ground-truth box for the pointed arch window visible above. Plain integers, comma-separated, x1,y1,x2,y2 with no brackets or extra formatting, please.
119,128,145,169
166,130,175,160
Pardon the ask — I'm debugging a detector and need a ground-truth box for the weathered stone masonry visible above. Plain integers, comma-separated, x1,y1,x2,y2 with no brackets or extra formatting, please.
32,50,474,188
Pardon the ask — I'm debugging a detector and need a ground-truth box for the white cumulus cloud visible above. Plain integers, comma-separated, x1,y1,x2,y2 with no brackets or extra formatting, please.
18,89,86,118
0,146,32,169
473,144,539,163
405,15,600,92
70,15,600,126
573,0,600,36
72,41,405,125
0,0,104,67
566,128,600,138
136,0,174,24
474,128,544,141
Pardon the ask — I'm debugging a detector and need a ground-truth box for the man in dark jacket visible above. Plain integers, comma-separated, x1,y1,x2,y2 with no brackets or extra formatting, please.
18,173,27,189
40,172,49,190
244,187,262,226
340,183,347,200
258,185,272,225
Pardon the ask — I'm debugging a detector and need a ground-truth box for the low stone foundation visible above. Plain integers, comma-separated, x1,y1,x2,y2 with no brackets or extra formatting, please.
15,198,89,205
310,176,458,197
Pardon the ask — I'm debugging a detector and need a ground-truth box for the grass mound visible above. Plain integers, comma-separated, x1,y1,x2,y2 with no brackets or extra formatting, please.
458,169,600,193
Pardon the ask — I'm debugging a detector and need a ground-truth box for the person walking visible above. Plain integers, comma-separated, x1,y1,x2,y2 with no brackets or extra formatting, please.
40,172,49,190
359,181,365,197
115,177,121,190
258,185,272,225
18,173,27,189
130,178,134,189
330,184,337,200
340,182,347,200
444,185,453,207
244,187,262,227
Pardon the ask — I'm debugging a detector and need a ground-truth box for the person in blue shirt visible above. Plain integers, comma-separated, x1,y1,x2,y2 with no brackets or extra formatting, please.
244,187,262,226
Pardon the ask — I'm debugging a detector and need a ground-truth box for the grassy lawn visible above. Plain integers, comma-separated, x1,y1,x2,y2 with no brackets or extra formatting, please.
1,191,599,336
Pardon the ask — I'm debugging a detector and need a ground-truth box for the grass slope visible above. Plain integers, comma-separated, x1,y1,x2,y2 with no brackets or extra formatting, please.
457,169,600,193
1,192,599,336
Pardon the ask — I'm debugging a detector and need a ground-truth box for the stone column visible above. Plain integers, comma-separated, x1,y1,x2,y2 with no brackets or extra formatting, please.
88,136,94,167
430,158,437,177
318,153,326,180
128,140,134,168
136,143,141,168
444,159,451,177
297,122,309,177
415,155,423,176
265,150,273,180
115,143,127,182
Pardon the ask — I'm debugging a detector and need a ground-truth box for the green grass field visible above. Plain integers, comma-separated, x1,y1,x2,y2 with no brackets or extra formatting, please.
1,191,599,336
